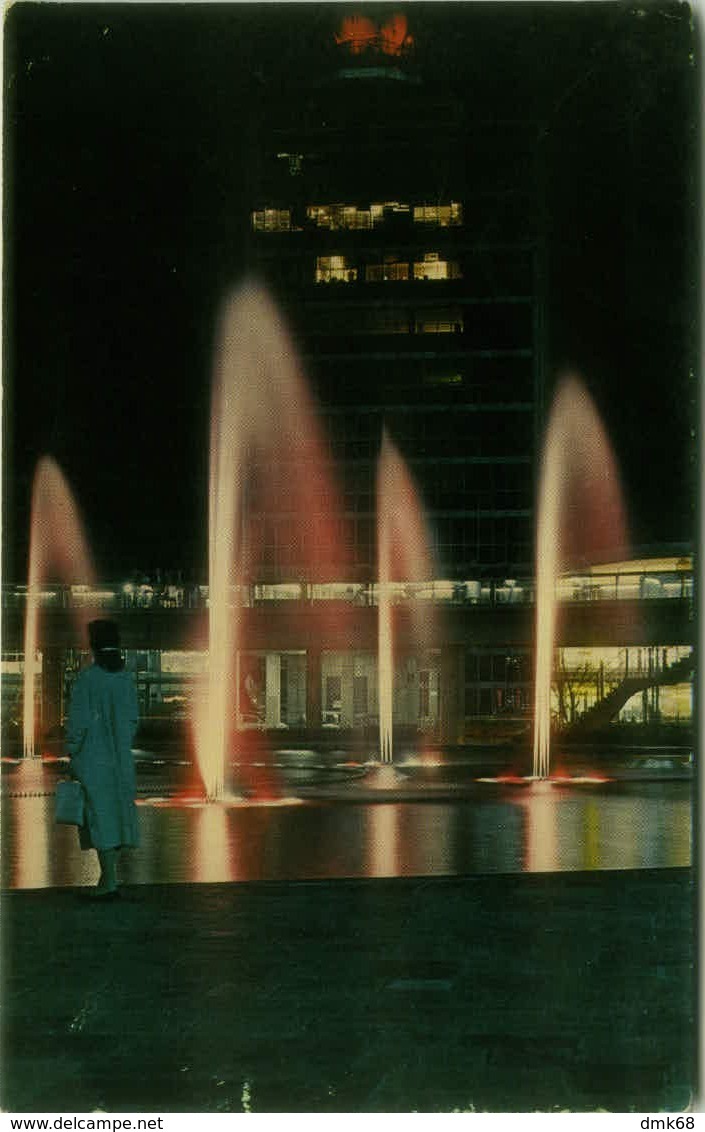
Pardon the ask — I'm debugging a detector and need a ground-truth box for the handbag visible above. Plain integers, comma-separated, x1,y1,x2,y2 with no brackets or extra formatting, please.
55,779,85,826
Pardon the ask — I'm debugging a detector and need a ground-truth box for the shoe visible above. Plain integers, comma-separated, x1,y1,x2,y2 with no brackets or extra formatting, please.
89,887,120,901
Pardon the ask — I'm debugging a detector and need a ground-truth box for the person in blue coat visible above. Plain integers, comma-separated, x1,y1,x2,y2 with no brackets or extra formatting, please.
66,619,139,897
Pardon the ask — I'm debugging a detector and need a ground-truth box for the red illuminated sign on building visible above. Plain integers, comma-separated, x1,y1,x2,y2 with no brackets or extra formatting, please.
335,12,413,57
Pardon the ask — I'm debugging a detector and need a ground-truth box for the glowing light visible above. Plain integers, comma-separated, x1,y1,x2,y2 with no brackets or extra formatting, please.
412,255,462,281
307,204,373,231
523,789,558,871
315,255,357,283
335,12,377,54
367,805,401,877
378,469,393,764
135,793,303,811
413,203,463,227
12,764,52,887
197,280,349,799
335,12,412,57
251,208,292,232
477,773,610,787
192,802,234,882
376,429,437,764
477,774,533,786
23,457,95,758
587,555,692,575
533,375,628,778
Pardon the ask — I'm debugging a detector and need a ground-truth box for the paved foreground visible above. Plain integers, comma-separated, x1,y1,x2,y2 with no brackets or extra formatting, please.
1,869,696,1113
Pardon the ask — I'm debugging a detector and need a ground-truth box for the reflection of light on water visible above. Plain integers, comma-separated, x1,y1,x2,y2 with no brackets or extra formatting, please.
365,764,406,790
247,797,303,807
529,779,553,795
668,805,691,867
550,774,609,785
368,805,400,877
583,800,600,869
136,794,303,809
477,775,609,787
401,804,453,874
13,794,51,889
522,790,558,872
192,804,234,883
13,759,48,791
1,774,692,889
477,775,533,786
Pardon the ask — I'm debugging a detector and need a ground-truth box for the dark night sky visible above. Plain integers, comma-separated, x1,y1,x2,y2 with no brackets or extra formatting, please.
4,2,699,582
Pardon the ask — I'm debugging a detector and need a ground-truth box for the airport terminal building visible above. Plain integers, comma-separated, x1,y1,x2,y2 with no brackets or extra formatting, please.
2,13,694,751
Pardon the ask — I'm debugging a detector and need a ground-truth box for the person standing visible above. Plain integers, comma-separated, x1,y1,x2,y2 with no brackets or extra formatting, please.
66,619,139,897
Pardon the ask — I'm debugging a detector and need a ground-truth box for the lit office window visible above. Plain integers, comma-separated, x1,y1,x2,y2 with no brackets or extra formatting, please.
413,253,462,281
413,203,463,227
315,256,358,283
370,201,411,225
251,209,292,232
307,204,373,230
308,202,411,229
414,308,464,334
365,257,410,282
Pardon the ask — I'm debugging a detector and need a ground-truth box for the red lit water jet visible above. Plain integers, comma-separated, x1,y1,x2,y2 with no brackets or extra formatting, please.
23,457,96,757
533,374,629,778
376,429,437,764
196,280,350,800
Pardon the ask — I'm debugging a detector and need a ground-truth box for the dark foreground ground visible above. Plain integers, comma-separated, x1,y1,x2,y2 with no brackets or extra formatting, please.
1,868,696,1113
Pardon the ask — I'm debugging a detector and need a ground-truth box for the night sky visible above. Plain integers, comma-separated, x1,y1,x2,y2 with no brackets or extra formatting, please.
4,2,699,582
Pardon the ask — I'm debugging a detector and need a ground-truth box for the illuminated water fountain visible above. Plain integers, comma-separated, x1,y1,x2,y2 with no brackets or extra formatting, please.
376,428,437,772
195,280,349,800
22,456,96,758
532,373,628,779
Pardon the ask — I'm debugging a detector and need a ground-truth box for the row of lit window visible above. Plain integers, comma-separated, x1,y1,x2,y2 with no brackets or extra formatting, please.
252,202,463,233
308,305,466,334
3,572,692,619
314,253,462,285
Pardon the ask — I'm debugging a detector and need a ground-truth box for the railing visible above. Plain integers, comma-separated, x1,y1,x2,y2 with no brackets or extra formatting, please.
1,570,693,612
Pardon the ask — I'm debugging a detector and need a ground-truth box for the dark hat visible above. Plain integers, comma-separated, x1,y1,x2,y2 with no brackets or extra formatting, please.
88,619,121,651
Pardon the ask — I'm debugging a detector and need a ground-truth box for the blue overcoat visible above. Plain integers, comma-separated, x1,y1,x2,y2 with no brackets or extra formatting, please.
65,664,140,850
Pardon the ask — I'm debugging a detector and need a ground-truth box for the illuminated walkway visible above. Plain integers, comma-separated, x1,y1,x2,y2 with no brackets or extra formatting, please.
1,868,694,1112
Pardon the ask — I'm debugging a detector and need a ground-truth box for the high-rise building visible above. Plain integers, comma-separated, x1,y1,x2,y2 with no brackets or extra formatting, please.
248,11,544,589
240,12,545,726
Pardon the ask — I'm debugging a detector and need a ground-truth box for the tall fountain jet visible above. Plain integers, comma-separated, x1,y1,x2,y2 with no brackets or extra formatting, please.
532,374,628,778
23,457,96,758
376,429,436,764
197,280,347,800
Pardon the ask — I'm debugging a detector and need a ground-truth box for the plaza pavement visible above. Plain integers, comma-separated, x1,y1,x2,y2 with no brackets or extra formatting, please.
1,868,696,1113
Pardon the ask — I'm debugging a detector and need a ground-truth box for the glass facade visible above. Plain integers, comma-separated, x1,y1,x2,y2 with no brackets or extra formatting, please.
0,559,693,613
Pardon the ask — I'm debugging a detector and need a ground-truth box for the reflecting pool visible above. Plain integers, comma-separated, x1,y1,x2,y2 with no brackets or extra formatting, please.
1,763,691,889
